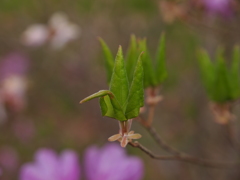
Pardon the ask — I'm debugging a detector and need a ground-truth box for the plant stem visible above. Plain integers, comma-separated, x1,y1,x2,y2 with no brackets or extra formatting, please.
128,141,240,168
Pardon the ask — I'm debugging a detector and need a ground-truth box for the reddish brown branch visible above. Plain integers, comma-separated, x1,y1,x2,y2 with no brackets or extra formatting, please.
129,141,240,168
225,121,240,152
137,116,180,155
136,116,240,168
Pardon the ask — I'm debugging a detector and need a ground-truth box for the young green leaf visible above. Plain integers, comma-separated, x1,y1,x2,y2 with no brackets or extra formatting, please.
99,96,110,116
109,46,129,109
212,49,230,102
80,90,113,103
99,38,114,84
125,54,144,119
155,33,167,84
229,45,240,99
198,49,215,99
126,35,139,83
138,39,156,88
100,95,127,121
80,90,127,120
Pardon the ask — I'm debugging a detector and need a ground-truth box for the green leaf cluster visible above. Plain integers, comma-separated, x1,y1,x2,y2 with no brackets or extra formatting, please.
198,46,240,103
81,46,144,121
99,34,167,88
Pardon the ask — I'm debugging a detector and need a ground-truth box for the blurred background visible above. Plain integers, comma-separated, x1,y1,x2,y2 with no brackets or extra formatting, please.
1,0,240,179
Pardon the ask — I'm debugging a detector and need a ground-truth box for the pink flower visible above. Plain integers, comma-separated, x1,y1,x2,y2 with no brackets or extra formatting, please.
202,0,232,16
0,53,29,117
0,53,29,80
20,149,80,180
84,143,144,180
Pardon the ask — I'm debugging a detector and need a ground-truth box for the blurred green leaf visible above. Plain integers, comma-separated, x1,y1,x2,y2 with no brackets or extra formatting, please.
99,38,114,84
198,49,215,99
138,39,156,87
155,33,167,84
126,35,139,83
213,50,230,102
198,47,240,103
229,46,240,99
125,54,144,119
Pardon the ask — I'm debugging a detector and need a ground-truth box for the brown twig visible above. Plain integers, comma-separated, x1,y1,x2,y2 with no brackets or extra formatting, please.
137,88,240,168
146,105,156,127
145,86,162,126
136,116,240,168
225,121,240,152
129,141,240,168
137,116,180,155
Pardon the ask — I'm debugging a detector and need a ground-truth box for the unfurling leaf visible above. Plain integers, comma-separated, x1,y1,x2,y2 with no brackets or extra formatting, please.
138,39,156,87
100,95,127,121
125,54,144,119
99,38,114,84
80,90,126,120
126,35,139,83
80,90,113,103
82,41,145,121
109,46,129,109
155,33,167,84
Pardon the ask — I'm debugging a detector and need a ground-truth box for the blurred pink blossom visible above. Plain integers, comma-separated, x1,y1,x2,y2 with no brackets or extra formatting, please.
19,144,144,180
84,143,144,180
0,53,29,79
1,76,27,112
0,53,29,122
21,12,81,49
202,0,232,16
20,148,80,180
0,53,28,110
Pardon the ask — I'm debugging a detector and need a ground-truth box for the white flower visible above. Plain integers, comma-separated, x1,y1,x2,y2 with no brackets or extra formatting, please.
1,75,27,112
48,12,80,49
21,24,48,47
21,12,81,49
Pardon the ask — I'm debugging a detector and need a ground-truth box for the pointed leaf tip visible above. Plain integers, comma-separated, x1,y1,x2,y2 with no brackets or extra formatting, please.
126,35,139,83
125,54,144,119
80,90,113,104
109,45,129,109
99,38,115,84
155,33,167,84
